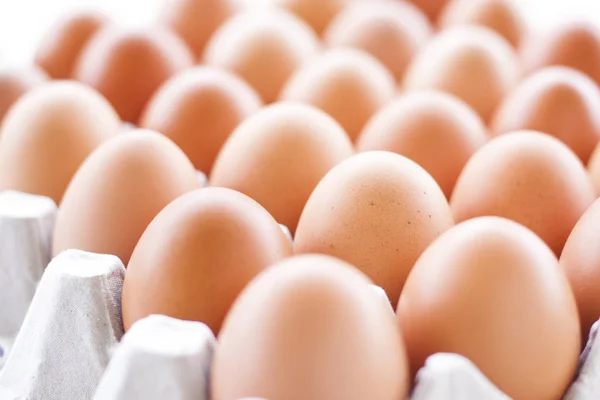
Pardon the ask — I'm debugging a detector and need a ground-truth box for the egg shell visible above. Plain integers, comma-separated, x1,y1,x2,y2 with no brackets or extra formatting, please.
324,0,432,81
52,129,199,265
357,91,488,198
451,131,596,256
406,0,449,21
492,67,600,163
34,11,108,79
203,9,319,103
212,254,409,400
74,26,194,123
140,66,262,175
161,0,239,57
122,187,292,334
522,22,600,86
276,0,349,36
280,48,395,141
397,217,580,400
438,0,527,48
403,26,519,123
0,81,120,204
294,151,454,305
561,198,600,344
0,66,48,124
587,143,600,195
210,102,354,233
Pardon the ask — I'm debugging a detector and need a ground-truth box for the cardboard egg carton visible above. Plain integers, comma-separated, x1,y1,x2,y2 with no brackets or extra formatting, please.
0,190,599,400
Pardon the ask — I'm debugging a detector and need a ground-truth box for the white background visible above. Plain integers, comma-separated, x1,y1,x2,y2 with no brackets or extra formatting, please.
0,0,597,65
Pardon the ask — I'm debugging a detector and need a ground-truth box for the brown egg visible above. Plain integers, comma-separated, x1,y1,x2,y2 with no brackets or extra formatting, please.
588,143,600,195
438,0,527,48
52,129,198,264
294,151,454,305
397,217,580,400
0,81,120,204
357,91,487,199
140,67,262,175
160,0,239,58
522,22,600,86
34,11,108,79
492,67,600,163
123,187,292,334
451,131,595,256
74,26,194,123
561,199,600,343
212,254,409,400
203,9,319,103
324,1,432,81
403,26,519,123
210,103,354,233
0,66,48,125
280,49,395,141
276,0,349,36
406,0,449,21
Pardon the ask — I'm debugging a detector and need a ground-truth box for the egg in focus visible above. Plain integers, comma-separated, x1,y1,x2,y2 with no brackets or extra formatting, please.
397,216,580,400
140,66,263,175
0,66,48,125
280,48,395,141
52,129,199,264
212,254,409,400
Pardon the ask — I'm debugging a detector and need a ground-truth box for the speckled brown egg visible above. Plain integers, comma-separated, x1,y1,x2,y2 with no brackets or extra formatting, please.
161,0,239,58
0,66,48,125
280,48,395,141
123,187,292,334
74,25,194,123
324,1,432,81
522,22,600,86
275,0,350,36
398,217,580,400
140,66,262,175
438,0,527,48
0,81,120,204
357,91,488,199
35,11,108,79
212,254,409,400
451,131,596,256
294,151,454,305
210,103,354,233
52,129,199,264
403,26,519,123
203,9,319,103
492,67,600,163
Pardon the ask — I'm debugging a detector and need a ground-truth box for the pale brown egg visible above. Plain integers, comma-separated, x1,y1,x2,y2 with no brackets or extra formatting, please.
294,151,454,305
52,129,199,264
212,254,409,400
406,0,449,21
0,66,48,125
561,198,600,343
74,25,194,123
324,0,432,81
140,66,262,175
492,67,600,163
438,0,527,48
357,91,487,199
160,0,239,58
203,9,319,103
398,217,580,400
280,48,395,141
403,26,519,123
451,131,595,256
0,81,120,204
588,143,600,195
34,11,108,79
123,187,292,334
275,0,349,36
210,103,354,233
522,22,600,86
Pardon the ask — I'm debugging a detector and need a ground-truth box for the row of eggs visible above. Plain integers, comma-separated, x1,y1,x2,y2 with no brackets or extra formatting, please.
1,0,600,399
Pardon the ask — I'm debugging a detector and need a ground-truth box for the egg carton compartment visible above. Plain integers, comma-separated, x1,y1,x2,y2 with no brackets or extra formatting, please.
0,190,599,400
